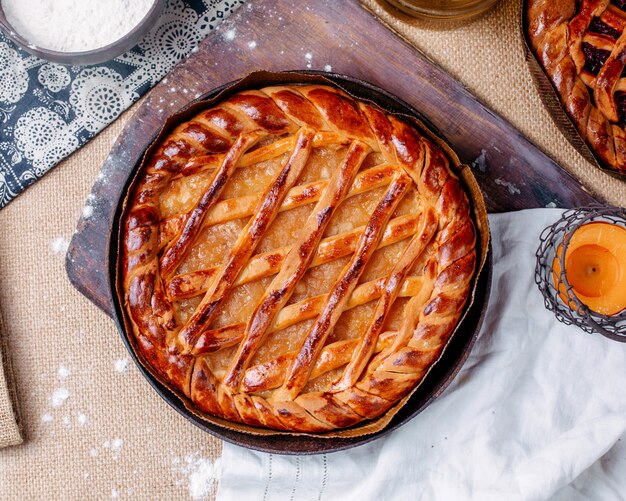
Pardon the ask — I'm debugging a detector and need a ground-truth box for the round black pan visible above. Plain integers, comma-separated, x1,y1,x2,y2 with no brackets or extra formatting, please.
109,71,492,455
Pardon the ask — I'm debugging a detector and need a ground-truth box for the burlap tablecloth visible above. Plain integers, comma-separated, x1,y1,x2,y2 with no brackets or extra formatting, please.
0,0,623,499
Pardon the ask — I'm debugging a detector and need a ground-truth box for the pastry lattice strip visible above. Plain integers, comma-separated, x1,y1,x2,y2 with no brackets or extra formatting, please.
167,212,420,300
158,162,397,253
221,141,373,391
177,128,318,346
191,274,426,356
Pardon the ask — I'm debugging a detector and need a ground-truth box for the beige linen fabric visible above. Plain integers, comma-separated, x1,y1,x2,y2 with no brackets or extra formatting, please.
0,307,22,447
0,0,623,499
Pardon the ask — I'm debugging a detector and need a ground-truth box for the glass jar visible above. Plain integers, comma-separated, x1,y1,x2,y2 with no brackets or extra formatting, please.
384,0,501,19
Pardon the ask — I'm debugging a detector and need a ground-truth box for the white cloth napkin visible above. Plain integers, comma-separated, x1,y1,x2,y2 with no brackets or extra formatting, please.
216,209,626,501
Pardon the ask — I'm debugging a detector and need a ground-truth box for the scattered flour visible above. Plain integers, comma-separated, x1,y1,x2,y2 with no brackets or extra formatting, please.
57,365,70,379
41,413,53,424
111,438,124,460
114,358,129,373
545,201,558,208
77,413,88,426
111,438,124,451
494,178,522,195
111,488,119,499
51,237,69,255
100,437,125,460
471,149,488,173
224,28,236,41
324,64,332,72
81,193,97,220
82,204,94,219
62,415,71,427
51,387,70,407
247,40,257,49
90,448,99,457
304,52,313,68
173,454,221,501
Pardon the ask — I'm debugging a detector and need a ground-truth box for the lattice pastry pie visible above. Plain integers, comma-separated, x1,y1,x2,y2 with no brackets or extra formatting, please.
120,84,477,433
527,0,626,175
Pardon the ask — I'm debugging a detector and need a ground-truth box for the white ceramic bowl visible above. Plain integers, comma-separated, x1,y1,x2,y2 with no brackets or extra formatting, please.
0,0,164,65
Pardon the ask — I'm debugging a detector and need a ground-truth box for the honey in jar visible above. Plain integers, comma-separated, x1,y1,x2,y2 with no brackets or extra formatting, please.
384,0,501,19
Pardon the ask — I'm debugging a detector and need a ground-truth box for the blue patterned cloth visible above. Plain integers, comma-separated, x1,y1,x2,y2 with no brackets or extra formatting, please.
0,0,243,208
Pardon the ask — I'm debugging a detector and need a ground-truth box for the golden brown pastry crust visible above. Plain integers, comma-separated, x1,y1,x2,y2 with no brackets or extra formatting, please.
527,0,626,175
120,84,476,433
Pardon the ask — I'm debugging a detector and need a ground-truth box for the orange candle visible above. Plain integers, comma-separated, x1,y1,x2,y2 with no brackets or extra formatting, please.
552,222,626,316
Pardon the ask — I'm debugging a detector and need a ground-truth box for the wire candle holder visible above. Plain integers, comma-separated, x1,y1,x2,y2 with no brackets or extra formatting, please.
535,205,626,342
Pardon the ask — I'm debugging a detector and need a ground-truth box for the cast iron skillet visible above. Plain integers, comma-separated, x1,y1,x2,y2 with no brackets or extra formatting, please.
110,71,492,455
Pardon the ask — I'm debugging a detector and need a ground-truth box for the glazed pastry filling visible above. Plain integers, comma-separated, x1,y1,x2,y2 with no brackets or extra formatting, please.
121,85,476,432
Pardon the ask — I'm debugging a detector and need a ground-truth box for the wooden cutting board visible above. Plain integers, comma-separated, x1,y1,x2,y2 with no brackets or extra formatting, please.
66,0,600,315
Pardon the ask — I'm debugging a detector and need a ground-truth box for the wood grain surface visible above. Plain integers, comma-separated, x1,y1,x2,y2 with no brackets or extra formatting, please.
66,0,600,316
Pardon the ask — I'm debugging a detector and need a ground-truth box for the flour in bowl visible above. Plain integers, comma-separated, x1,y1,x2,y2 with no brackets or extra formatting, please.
2,0,154,52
